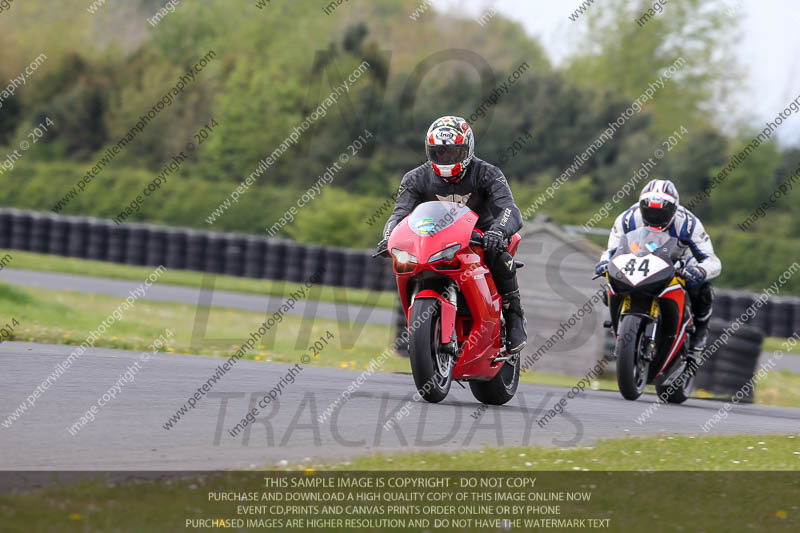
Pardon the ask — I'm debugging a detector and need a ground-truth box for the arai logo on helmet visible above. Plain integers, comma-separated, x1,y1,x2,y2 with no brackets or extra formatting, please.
435,129,456,141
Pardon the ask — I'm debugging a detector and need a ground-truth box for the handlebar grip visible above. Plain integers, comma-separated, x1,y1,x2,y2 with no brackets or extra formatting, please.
469,231,484,247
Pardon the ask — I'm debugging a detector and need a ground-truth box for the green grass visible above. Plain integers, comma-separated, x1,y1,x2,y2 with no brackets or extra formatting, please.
764,336,800,355
0,248,397,309
756,369,800,408
313,433,800,471
0,281,407,372
2,435,799,532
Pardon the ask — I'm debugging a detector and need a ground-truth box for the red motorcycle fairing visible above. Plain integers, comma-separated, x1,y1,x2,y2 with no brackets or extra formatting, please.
388,201,516,382
656,283,692,376
412,290,456,345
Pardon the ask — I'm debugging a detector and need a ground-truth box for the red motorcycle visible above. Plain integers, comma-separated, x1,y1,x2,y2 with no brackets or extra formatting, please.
377,200,522,404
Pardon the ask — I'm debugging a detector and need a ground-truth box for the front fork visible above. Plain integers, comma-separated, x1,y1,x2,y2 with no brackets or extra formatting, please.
616,294,659,363
441,283,458,357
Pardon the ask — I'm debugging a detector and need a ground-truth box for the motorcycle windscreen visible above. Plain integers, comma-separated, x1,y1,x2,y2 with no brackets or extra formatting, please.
408,201,471,237
611,227,678,291
618,226,674,257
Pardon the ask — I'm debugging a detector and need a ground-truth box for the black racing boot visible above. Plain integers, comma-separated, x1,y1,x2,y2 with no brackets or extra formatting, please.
502,290,527,354
690,318,709,352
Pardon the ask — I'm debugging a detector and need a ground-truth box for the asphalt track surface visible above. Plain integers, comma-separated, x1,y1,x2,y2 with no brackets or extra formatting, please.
0,268,395,325
2,342,799,472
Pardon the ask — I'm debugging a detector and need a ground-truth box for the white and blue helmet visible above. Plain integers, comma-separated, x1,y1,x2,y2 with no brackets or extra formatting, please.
639,179,679,230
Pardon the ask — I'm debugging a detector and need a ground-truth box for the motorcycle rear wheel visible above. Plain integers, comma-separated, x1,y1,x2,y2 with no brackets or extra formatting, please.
408,298,453,403
615,315,649,401
469,353,520,405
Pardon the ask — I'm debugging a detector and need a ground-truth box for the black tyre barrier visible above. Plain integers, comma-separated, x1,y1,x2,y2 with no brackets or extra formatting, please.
698,318,763,401
86,219,111,261
204,234,227,274
755,299,772,337
322,247,345,287
793,301,800,337
165,229,188,270
243,236,266,278
363,254,385,291
342,250,366,289
0,209,13,248
284,243,306,283
713,292,733,322
185,230,207,271
263,240,287,281
223,236,246,277
66,216,89,258
10,210,32,251
729,293,754,322
47,217,69,257
107,224,128,264
124,224,149,266
383,261,398,291
29,213,53,254
713,357,757,380
768,298,794,339
302,244,326,281
145,227,168,267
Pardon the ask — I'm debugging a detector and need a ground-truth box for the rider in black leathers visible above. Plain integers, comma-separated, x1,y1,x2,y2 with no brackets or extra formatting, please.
376,116,527,353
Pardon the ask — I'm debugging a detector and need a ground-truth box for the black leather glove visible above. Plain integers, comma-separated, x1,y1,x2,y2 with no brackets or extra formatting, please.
483,229,506,254
374,237,389,257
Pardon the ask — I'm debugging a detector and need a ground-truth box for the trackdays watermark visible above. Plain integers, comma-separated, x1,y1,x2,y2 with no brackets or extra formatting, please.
1,266,167,429
0,0,17,14
317,302,437,424
66,329,174,436
211,390,584,448
163,268,325,430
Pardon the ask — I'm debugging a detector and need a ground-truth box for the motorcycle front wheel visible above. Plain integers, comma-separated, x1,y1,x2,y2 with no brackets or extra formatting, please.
408,298,453,403
615,315,650,401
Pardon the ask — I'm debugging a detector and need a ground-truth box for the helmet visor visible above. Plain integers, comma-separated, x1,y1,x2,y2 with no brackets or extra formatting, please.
639,200,677,229
427,144,469,166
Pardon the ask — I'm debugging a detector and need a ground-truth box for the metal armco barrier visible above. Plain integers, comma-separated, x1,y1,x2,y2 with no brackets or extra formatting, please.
0,208,394,291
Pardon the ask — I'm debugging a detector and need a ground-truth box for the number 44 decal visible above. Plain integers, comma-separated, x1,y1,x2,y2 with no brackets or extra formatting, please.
623,258,650,277
612,253,669,285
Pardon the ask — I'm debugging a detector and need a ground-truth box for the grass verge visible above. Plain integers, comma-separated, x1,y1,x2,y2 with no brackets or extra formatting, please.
1,435,799,533
0,281,405,372
0,248,397,309
312,433,800,471
764,336,800,354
